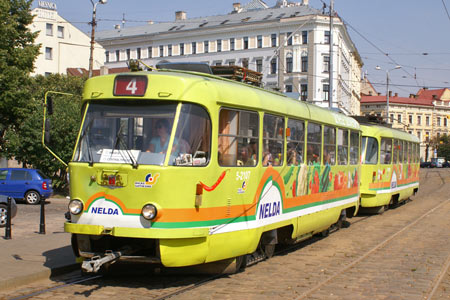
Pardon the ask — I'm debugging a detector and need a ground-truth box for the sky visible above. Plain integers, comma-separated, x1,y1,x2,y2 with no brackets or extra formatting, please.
32,0,450,97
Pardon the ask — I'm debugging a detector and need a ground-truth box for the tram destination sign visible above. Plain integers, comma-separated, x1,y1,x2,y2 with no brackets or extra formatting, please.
114,75,148,97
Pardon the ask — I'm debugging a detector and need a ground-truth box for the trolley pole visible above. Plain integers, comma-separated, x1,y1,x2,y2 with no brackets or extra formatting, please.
5,197,12,239
39,197,46,234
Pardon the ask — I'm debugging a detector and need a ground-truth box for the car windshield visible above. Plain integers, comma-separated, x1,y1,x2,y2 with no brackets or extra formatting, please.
73,101,211,166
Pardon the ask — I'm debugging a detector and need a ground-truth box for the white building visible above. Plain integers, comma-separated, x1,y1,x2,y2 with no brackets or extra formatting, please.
97,0,362,114
30,1,104,75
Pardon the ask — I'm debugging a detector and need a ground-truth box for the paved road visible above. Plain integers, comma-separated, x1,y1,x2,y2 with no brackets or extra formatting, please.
1,169,449,300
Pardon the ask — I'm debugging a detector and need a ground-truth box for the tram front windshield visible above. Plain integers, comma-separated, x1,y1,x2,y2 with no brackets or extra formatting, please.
74,102,211,166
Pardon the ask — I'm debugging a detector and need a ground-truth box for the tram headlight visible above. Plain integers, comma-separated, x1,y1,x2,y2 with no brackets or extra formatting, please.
141,204,157,220
68,199,83,215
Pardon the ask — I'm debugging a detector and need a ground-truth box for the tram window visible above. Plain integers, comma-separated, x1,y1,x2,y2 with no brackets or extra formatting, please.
218,108,259,167
287,119,304,165
171,104,211,166
363,137,378,164
380,138,392,164
349,131,359,165
407,142,412,163
262,114,284,166
307,122,321,165
393,139,399,164
323,126,336,165
403,141,408,163
399,140,404,163
337,129,348,165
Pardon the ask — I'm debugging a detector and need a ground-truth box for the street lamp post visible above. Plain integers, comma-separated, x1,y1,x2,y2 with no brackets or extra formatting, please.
88,0,107,78
376,65,401,123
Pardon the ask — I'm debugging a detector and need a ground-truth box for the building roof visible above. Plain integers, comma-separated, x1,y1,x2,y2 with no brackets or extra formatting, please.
67,67,129,77
361,95,434,107
416,88,448,100
96,3,322,41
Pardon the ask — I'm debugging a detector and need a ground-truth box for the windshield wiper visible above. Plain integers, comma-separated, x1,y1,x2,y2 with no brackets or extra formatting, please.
111,124,138,168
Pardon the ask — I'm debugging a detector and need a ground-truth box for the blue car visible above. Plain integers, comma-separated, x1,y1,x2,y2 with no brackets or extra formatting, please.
0,168,53,204
0,195,17,227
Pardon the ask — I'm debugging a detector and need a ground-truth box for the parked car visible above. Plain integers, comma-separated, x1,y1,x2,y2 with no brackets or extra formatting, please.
420,161,436,168
0,168,53,204
443,161,450,168
0,195,17,227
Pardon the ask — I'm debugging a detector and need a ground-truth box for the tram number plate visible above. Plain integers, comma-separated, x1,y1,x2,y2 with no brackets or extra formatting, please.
114,75,148,96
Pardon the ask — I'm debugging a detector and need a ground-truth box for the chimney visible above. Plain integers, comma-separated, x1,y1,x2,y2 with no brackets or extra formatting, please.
114,24,120,29
377,92,381,96
175,11,186,21
233,3,241,12
302,0,309,5
432,94,438,100
100,66,108,75
148,20,154,25
388,91,392,97
394,93,398,97
409,94,415,98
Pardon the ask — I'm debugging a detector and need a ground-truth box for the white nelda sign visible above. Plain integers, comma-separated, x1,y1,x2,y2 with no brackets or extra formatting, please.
38,1,57,10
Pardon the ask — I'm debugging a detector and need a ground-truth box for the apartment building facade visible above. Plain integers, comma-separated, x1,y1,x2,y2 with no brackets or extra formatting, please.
361,88,450,161
96,0,362,115
30,1,104,75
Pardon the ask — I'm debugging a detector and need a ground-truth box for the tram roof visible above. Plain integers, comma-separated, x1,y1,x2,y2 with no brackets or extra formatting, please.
360,124,419,143
83,70,360,130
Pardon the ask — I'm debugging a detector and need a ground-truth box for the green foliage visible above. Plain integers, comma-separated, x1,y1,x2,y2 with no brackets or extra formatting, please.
437,135,450,162
5,74,85,193
0,0,40,148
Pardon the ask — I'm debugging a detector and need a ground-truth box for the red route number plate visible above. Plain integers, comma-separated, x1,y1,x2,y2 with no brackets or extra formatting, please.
114,75,148,96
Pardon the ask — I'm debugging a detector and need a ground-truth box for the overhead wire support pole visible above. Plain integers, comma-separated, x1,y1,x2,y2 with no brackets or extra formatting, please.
329,0,334,109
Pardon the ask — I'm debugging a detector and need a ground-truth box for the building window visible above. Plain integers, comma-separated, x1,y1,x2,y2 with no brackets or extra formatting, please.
217,39,222,52
148,46,152,58
301,56,308,72
230,38,235,51
323,84,329,101
285,84,293,93
417,115,421,125
44,72,52,77
256,59,262,73
159,45,164,57
302,30,308,44
180,43,184,55
57,26,64,38
137,48,141,59
417,131,421,141
105,51,109,63
242,58,249,69
126,49,131,60
445,118,448,127
409,115,413,124
270,58,277,74
301,84,307,101
168,44,172,56
437,117,441,126
426,116,430,126
390,114,394,123
287,32,292,46
323,56,330,72
46,23,53,36
286,56,293,73
257,35,262,48
215,61,222,66
229,60,235,66
204,41,209,53
397,114,402,123
116,50,120,61
192,42,197,54
426,132,430,142
325,30,330,44
243,37,249,49
271,34,277,47
45,47,53,60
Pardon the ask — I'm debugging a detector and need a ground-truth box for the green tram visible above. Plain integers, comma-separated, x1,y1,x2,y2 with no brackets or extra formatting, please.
360,122,420,213
45,67,361,273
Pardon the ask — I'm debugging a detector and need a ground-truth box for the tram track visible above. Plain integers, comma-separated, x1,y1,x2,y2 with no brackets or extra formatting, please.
294,197,450,300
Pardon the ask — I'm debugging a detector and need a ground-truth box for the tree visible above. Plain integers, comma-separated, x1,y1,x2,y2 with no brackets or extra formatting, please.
5,74,85,193
0,0,40,150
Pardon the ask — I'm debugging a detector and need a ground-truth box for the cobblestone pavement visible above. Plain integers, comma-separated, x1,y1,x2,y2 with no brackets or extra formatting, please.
1,169,449,300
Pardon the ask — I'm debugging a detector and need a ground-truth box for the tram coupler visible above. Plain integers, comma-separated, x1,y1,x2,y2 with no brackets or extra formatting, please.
82,248,130,273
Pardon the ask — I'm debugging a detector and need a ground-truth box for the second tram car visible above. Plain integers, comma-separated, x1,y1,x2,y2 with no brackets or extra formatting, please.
359,121,420,213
